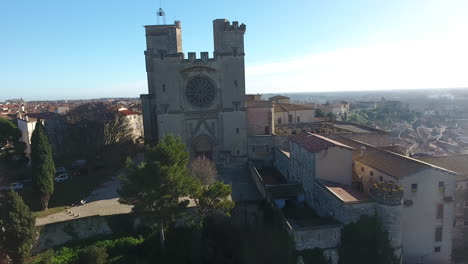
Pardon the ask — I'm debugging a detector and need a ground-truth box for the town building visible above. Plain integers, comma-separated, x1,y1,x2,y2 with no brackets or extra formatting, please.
16,112,64,157
245,94,315,136
335,137,458,264
247,132,460,263
141,19,247,163
417,155,468,254
270,133,403,262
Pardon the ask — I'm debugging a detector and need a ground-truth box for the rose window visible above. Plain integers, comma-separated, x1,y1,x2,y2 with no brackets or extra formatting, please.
185,76,216,108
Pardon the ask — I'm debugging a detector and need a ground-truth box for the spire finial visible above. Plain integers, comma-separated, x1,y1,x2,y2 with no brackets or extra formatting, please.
156,6,166,25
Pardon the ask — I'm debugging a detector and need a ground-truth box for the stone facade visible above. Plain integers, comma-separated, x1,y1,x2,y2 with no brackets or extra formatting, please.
273,134,403,261
352,148,457,263
141,19,247,163
292,224,341,250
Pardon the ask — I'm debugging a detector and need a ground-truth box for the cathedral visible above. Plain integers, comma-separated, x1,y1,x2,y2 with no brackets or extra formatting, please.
141,19,248,162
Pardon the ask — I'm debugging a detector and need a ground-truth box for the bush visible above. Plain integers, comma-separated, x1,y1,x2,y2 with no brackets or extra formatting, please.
94,237,143,258
339,215,398,264
35,249,54,264
49,247,78,264
78,246,108,264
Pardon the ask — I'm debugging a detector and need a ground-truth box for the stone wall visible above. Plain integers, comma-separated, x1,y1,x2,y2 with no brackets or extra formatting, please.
292,224,342,251
274,148,291,181
293,225,342,264
33,214,135,254
246,105,273,136
248,162,267,199
248,135,274,166
313,181,376,224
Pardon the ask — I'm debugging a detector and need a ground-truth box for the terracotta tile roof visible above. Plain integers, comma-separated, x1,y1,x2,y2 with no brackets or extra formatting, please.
274,103,315,112
333,124,371,133
418,155,468,180
27,112,59,120
269,95,290,100
289,133,354,153
379,145,406,155
335,137,459,179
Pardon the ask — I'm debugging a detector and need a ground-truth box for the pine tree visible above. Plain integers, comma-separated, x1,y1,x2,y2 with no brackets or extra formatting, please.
31,120,55,210
119,134,234,233
0,191,37,264
119,134,194,229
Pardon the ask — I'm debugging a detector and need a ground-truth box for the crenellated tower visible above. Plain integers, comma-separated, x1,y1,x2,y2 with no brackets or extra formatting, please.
141,19,248,165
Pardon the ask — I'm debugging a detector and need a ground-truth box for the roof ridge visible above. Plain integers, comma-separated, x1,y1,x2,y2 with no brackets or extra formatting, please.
419,154,468,159
339,137,460,175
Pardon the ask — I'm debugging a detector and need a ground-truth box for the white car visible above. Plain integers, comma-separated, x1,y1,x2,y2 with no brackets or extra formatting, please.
0,182,24,191
54,174,70,183
56,167,67,175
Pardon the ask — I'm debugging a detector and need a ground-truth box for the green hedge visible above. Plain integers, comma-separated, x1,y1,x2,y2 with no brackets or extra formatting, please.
30,237,144,264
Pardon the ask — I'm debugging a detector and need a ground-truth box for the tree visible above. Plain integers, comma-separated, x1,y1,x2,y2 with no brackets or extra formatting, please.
190,181,235,226
189,157,218,185
78,246,108,264
326,112,336,121
339,214,399,264
315,109,325,118
65,103,133,164
120,134,234,233
104,113,132,146
0,118,24,158
31,120,55,210
65,103,112,160
119,134,194,231
0,191,36,264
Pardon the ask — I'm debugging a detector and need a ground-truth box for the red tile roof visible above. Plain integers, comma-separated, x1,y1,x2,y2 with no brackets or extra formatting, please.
289,133,354,153
274,103,315,112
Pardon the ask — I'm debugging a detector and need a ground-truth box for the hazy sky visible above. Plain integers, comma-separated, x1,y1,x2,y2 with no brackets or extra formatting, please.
1,0,467,101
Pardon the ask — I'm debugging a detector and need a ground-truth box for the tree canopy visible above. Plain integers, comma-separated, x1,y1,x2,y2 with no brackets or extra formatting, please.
0,191,36,264
119,134,234,229
0,118,24,158
63,103,133,165
339,214,399,264
119,135,194,228
31,120,55,210
189,157,218,185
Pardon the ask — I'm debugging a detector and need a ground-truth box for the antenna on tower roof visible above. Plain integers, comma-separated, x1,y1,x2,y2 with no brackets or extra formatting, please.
156,0,166,25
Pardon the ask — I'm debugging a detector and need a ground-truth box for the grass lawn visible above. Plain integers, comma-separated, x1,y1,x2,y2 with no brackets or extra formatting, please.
33,206,67,218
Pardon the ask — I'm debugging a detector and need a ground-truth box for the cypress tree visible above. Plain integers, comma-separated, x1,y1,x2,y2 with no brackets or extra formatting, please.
0,191,37,264
31,120,55,210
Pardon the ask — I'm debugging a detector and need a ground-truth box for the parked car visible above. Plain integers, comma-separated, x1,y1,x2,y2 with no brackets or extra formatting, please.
72,160,87,169
54,173,70,183
56,167,67,175
0,182,24,191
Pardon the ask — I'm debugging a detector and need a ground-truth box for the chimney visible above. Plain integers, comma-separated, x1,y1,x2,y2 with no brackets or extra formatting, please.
360,146,366,157
25,115,29,122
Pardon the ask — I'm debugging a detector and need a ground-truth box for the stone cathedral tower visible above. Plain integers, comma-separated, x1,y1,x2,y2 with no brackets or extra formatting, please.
141,19,247,163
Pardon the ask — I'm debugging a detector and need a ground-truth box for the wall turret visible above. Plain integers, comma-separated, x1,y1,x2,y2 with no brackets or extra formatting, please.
213,19,246,57
144,20,183,58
